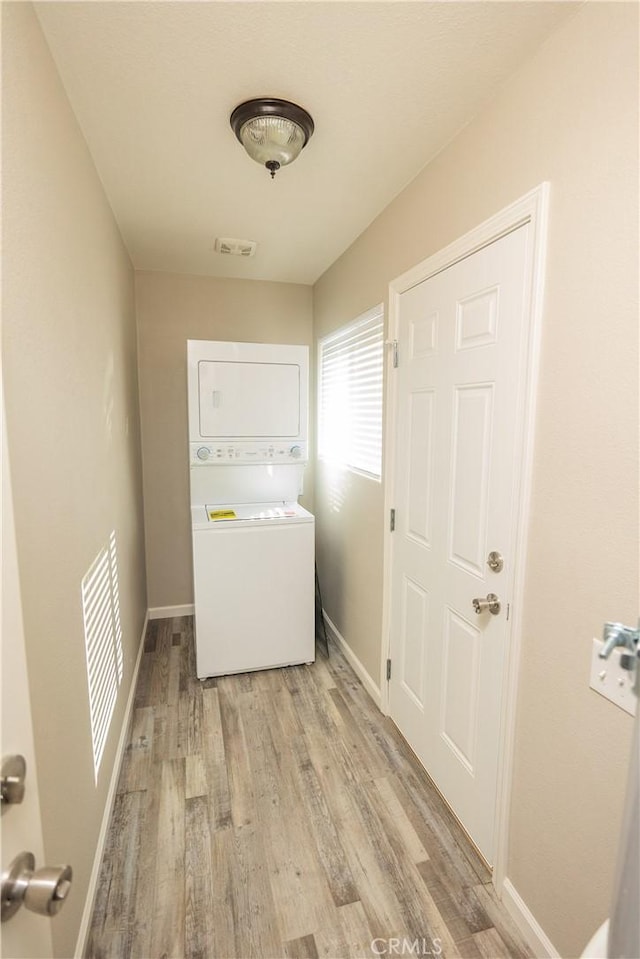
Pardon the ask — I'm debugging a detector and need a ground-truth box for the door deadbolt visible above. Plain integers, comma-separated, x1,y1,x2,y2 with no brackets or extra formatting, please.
1,755,26,811
487,551,504,573
472,593,501,615
1,852,72,922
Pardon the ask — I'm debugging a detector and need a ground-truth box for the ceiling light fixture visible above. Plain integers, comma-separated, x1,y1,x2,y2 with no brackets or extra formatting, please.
230,98,314,179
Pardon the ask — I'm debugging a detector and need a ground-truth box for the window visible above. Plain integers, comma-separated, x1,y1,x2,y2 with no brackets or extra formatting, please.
318,305,384,479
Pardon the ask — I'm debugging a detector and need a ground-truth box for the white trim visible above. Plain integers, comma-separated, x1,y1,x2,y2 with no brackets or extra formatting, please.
501,878,561,958
74,609,149,959
381,184,550,885
149,603,194,620
389,185,548,294
380,293,401,710
323,610,382,710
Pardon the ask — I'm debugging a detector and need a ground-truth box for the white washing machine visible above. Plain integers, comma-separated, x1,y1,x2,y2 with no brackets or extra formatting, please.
191,502,314,678
187,339,315,679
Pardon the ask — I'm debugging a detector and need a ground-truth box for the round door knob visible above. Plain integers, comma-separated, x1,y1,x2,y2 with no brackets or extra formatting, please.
25,864,73,917
1,852,73,922
472,593,501,615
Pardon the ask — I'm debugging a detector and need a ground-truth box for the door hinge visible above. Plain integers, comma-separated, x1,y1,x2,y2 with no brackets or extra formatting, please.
390,508,396,532
392,340,398,368
386,658,392,681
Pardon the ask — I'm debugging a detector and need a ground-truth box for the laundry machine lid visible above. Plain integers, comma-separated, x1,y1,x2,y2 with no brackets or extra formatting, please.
191,501,314,530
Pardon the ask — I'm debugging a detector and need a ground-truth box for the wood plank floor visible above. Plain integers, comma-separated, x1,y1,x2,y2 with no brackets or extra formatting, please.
86,617,533,959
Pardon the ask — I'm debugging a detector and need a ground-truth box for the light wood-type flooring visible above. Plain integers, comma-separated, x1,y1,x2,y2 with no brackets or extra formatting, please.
86,616,532,959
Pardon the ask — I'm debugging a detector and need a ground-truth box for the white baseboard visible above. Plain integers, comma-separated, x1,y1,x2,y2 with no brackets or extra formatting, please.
322,610,382,710
148,603,194,620
74,609,149,958
501,878,560,958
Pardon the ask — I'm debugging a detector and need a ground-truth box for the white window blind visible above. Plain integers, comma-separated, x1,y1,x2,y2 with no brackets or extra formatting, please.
318,305,384,479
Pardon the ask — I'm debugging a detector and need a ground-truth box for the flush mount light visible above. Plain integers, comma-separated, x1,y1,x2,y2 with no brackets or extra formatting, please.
230,98,314,179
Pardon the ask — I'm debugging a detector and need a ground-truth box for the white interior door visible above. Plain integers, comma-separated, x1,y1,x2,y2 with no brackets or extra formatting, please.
388,224,531,865
1,390,54,958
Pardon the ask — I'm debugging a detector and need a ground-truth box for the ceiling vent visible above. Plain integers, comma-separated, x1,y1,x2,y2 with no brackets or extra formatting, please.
215,237,257,257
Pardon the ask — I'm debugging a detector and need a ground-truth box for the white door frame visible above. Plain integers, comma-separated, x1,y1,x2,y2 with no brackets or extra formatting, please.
1,383,54,958
380,183,549,890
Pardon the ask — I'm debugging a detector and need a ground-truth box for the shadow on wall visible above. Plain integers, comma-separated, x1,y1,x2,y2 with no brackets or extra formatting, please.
324,459,355,515
316,460,357,630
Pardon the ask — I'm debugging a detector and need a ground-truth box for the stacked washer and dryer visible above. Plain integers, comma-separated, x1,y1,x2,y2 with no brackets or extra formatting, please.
187,339,315,679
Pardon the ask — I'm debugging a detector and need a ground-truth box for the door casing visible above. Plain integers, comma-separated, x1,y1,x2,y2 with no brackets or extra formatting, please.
380,183,549,890
1,386,54,959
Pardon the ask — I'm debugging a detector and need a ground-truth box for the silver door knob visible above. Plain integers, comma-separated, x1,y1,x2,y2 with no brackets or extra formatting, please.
472,593,501,615
1,755,26,809
487,551,504,573
1,851,72,921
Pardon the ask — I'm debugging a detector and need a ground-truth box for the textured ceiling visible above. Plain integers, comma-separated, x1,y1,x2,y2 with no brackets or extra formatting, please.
35,1,579,285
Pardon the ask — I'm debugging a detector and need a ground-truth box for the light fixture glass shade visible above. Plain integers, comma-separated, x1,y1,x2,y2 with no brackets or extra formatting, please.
239,115,305,168
230,99,314,177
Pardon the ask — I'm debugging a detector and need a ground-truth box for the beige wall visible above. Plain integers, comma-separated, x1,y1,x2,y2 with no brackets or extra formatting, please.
135,270,313,609
1,5,147,956
313,4,638,956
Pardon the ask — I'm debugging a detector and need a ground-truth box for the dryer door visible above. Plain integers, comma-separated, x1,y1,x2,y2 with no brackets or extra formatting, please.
198,360,301,438
187,340,309,447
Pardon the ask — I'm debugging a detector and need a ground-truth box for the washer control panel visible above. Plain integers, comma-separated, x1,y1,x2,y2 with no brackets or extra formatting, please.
190,442,308,465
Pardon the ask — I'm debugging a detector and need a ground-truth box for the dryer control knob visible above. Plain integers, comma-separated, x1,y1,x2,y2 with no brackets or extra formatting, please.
289,445,302,459
196,447,210,461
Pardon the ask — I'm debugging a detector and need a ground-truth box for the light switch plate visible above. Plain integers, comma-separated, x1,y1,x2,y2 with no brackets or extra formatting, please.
589,638,638,716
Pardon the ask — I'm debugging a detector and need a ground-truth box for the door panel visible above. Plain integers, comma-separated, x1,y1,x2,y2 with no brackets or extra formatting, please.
389,225,530,864
440,607,481,773
399,576,428,709
456,286,499,350
410,311,439,357
407,390,435,545
449,384,494,575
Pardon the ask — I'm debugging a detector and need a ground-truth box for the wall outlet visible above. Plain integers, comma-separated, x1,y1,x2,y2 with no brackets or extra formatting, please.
589,638,638,716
